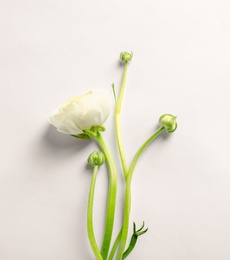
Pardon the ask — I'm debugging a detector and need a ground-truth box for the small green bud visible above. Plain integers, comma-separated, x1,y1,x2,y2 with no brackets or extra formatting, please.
88,151,105,166
120,51,133,62
159,114,177,133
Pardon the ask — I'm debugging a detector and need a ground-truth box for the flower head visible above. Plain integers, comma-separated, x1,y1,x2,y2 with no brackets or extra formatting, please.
120,52,133,62
88,151,105,166
159,114,177,133
49,88,112,135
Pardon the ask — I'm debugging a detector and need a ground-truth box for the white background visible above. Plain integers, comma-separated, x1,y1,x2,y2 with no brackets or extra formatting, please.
1,0,230,259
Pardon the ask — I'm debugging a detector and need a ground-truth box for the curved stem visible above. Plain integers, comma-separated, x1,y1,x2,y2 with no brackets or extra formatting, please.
128,126,165,179
87,165,103,260
96,132,117,260
116,126,165,260
115,62,129,177
122,234,137,259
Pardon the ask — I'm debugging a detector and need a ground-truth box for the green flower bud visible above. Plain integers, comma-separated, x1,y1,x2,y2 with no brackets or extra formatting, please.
159,114,177,133
88,151,105,166
120,51,133,62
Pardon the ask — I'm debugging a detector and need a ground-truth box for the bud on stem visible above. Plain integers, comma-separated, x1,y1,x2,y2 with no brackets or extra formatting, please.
159,114,177,133
120,52,133,62
88,151,105,167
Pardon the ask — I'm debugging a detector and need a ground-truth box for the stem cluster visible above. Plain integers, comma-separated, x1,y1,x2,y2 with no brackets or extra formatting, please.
86,53,176,260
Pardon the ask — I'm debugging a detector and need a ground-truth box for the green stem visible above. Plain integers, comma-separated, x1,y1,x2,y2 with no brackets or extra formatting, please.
96,132,117,260
108,227,123,260
87,165,103,260
115,62,129,177
122,234,137,259
122,222,148,259
116,126,165,260
128,126,165,179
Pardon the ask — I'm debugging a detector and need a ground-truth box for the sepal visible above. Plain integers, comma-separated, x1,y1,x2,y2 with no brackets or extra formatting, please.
71,133,91,139
71,125,106,139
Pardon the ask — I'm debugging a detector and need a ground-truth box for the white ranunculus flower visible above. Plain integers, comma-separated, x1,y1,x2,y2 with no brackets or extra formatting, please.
49,88,112,135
